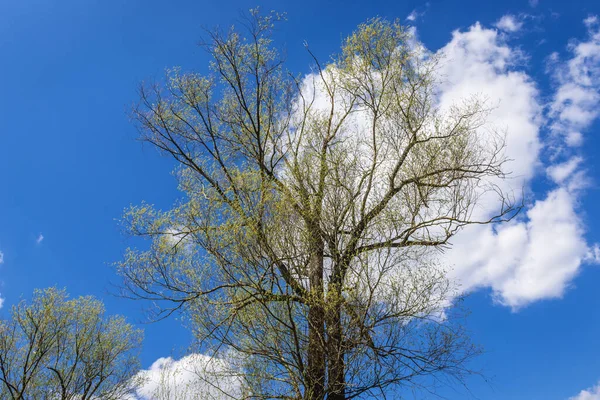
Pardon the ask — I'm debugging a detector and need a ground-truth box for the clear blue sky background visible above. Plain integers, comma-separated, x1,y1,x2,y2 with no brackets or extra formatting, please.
1,0,599,399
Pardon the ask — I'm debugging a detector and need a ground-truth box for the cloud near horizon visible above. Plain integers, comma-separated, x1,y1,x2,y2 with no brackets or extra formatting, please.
128,354,240,400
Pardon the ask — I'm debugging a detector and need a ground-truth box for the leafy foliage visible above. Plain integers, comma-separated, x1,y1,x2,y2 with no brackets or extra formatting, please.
0,287,143,400
119,11,517,400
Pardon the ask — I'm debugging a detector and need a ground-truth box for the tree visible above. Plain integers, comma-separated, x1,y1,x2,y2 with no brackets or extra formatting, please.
118,11,517,399
0,287,143,400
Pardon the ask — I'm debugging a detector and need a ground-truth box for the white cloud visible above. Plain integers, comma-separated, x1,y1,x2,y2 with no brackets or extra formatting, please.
570,381,600,400
406,10,418,22
36,233,44,245
435,22,540,195
449,188,588,309
131,353,240,400
547,156,583,184
495,15,524,32
549,16,600,147
585,15,599,26
406,6,428,23
587,244,600,263
434,19,599,309
545,157,588,193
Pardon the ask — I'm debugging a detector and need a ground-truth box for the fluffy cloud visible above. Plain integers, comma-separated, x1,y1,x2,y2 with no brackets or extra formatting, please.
436,22,539,187
130,353,240,400
495,15,524,32
570,382,600,400
447,188,587,308
434,18,599,309
36,233,44,245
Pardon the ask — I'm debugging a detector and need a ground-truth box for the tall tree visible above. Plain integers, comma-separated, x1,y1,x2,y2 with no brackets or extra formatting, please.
0,287,143,400
119,11,517,399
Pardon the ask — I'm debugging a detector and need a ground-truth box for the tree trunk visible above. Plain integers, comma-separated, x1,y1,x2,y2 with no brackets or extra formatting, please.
306,233,325,400
327,283,345,400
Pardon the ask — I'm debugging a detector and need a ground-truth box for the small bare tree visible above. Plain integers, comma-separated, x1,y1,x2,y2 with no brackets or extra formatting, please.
118,11,517,399
0,287,143,400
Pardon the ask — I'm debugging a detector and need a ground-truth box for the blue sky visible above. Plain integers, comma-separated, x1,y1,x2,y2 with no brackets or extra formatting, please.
1,0,600,399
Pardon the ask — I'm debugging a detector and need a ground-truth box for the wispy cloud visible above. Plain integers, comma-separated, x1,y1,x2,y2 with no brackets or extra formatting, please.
546,156,585,185
549,15,600,147
405,4,429,23
529,0,539,8
406,10,419,22
36,233,44,245
495,14,524,32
